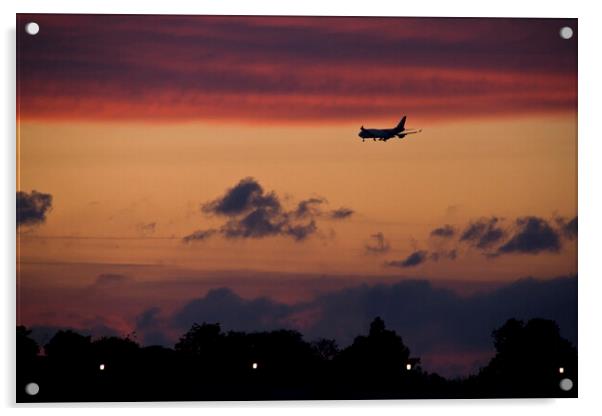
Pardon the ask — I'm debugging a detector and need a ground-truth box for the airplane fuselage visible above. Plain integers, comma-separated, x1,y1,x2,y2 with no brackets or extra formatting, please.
358,128,397,140
358,116,422,142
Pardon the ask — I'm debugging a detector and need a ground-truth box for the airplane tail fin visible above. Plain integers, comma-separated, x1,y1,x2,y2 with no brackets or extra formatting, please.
395,116,407,131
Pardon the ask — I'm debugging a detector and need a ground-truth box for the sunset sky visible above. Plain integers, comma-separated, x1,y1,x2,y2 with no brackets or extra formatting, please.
16,14,577,377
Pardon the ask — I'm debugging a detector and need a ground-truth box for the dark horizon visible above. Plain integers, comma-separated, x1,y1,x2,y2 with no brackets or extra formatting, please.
17,314,577,402
22,274,577,378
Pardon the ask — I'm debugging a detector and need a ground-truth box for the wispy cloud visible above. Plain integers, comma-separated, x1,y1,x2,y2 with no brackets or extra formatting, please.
430,224,456,238
386,250,428,268
365,232,391,255
460,217,506,250
18,15,576,122
183,177,352,243
497,216,561,255
17,190,53,228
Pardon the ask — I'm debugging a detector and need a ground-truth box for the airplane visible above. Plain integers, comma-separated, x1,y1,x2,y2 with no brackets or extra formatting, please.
358,116,422,142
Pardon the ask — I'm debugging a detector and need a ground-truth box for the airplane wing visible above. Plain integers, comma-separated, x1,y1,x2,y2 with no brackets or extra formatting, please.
397,129,422,137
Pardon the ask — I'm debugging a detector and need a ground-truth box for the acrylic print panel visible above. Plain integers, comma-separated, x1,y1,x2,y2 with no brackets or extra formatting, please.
16,14,577,402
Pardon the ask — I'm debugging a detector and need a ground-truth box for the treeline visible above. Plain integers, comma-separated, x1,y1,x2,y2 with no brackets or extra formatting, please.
17,317,577,402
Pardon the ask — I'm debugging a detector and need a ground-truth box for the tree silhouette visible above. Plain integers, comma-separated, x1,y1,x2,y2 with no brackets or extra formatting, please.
44,330,92,364
17,326,39,363
311,338,339,361
175,322,224,356
476,318,577,397
17,326,40,401
15,316,577,401
332,317,413,397
337,317,410,374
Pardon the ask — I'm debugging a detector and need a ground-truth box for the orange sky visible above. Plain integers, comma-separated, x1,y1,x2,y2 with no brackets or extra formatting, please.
17,114,577,288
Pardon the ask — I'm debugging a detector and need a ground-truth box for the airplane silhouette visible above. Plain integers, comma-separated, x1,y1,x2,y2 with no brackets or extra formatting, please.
358,116,422,142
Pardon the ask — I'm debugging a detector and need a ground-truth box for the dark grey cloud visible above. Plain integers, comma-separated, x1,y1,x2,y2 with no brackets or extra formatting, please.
386,250,428,268
285,221,318,241
32,271,570,376
16,190,53,227
220,208,287,239
135,306,170,346
329,208,354,219
294,198,325,218
365,232,390,255
136,306,162,331
184,178,352,243
294,198,353,220
460,217,505,249
28,324,119,347
431,215,576,259
565,216,578,240
172,288,291,332
182,229,218,243
307,276,577,377
429,249,457,262
430,224,456,238
498,216,561,255
202,177,279,216
385,248,456,268
379,214,576,268
166,276,577,377
556,216,577,240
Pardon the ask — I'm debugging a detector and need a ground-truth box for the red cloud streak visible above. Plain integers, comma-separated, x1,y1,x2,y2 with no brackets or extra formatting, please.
17,14,577,122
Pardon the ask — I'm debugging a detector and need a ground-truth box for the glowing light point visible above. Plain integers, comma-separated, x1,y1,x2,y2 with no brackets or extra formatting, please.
559,367,565,374
406,363,412,371
99,363,106,371
252,362,258,370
